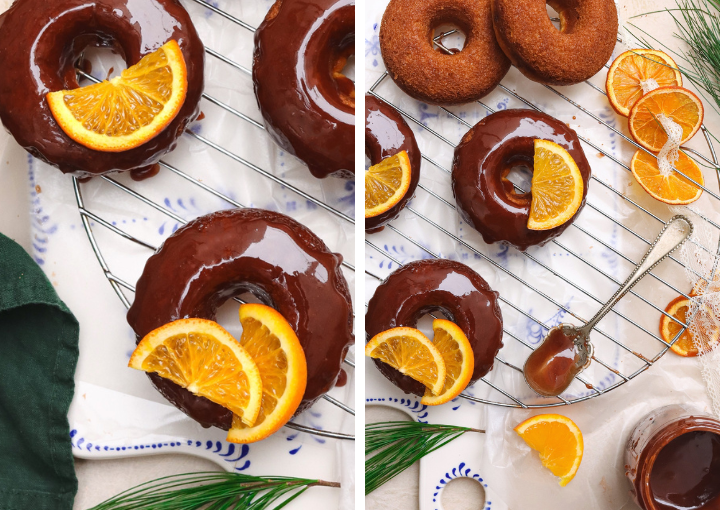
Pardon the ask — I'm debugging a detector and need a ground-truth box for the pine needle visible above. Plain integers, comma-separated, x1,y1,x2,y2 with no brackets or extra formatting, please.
88,472,340,510
365,421,484,495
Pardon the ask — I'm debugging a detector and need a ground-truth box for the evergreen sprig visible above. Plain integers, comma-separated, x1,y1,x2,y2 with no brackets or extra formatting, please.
365,421,484,495
89,472,339,510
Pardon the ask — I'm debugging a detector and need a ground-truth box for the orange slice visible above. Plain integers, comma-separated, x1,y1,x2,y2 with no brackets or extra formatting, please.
129,318,262,426
691,273,720,297
630,149,704,205
365,327,446,396
515,414,584,487
528,139,584,231
227,304,307,444
421,319,474,406
47,40,188,152
606,50,682,117
628,87,704,152
365,151,412,218
660,296,719,357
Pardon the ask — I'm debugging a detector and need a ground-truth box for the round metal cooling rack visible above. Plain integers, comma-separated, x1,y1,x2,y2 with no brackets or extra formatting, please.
72,0,354,441
364,28,720,409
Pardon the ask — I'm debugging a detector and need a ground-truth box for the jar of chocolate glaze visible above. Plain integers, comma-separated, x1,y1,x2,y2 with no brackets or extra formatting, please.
625,404,720,510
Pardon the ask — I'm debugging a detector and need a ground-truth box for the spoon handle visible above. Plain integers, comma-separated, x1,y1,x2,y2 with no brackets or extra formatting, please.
580,216,693,335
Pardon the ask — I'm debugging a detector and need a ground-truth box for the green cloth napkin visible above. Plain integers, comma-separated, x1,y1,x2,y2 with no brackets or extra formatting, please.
0,233,79,509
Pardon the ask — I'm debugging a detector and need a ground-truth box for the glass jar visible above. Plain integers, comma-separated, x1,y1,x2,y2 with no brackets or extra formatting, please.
625,404,720,510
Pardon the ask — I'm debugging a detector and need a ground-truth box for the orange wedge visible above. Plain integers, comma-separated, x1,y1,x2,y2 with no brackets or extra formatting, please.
421,319,474,406
660,295,719,357
365,327,446,396
528,139,584,231
630,149,704,205
129,318,262,426
628,87,703,152
606,50,682,117
365,151,412,218
227,304,307,444
515,414,584,487
47,40,187,152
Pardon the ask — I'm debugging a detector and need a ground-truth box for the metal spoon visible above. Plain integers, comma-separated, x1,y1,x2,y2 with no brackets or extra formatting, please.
523,215,694,397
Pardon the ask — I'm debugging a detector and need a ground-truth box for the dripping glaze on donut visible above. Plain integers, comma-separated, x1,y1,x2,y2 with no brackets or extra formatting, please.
491,0,618,85
380,0,510,105
253,0,355,179
366,258,503,396
452,109,591,251
0,0,204,178
127,208,354,430
365,94,421,233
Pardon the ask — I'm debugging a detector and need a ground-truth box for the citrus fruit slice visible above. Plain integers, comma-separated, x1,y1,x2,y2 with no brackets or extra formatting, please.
365,151,412,218
691,273,720,297
227,304,307,444
421,319,474,406
630,149,704,205
606,50,682,117
660,296,719,357
515,414,584,487
47,40,188,152
528,139,584,231
128,318,262,426
365,327,446,396
628,87,704,152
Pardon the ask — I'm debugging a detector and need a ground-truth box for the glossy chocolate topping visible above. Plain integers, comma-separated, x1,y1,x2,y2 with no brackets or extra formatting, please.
366,258,503,395
127,208,354,429
365,94,421,233
253,0,355,179
0,0,204,177
452,109,591,251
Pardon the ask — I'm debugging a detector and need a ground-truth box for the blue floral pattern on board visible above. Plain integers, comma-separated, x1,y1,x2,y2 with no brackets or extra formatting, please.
27,155,58,266
433,461,491,510
366,396,429,422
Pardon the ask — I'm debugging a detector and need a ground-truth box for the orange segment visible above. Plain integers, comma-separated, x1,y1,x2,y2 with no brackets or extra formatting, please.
47,40,188,152
630,149,704,205
528,139,584,231
128,318,262,426
660,296,719,357
628,87,704,152
515,414,584,487
365,327,446,396
421,319,474,406
227,304,307,444
365,151,412,218
606,50,682,117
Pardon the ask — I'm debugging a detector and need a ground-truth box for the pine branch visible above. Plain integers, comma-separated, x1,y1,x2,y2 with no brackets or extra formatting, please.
89,472,340,510
365,421,484,495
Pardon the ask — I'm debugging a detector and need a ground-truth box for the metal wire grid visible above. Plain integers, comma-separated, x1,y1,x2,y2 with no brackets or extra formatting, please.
71,0,354,441
364,28,720,409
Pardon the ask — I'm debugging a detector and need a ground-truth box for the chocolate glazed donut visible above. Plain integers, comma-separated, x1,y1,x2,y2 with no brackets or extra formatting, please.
366,259,503,396
366,95,421,233
492,0,618,85
253,0,355,179
0,0,204,178
127,208,354,430
379,0,510,105
452,109,591,251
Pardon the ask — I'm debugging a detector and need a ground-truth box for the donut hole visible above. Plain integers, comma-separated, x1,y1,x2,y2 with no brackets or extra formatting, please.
416,311,452,340
432,22,467,54
546,0,579,33
441,477,486,510
213,292,266,341
502,155,534,204
75,44,128,86
331,45,355,109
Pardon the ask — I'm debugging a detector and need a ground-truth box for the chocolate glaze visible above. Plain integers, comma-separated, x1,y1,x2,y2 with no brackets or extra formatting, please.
127,208,354,430
366,258,503,395
253,0,355,180
365,94,421,233
452,109,591,251
0,0,204,178
523,325,583,397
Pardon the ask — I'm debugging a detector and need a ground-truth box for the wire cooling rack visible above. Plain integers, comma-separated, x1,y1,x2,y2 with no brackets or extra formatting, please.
71,0,354,440
365,28,720,408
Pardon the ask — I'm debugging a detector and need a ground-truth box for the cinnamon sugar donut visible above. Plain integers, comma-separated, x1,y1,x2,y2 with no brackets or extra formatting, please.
379,0,510,105
491,0,618,85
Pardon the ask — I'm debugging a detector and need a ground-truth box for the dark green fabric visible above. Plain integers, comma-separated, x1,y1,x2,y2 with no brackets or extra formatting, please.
0,233,79,510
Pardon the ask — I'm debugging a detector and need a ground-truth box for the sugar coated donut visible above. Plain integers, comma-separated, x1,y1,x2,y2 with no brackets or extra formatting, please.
379,0,510,106
366,258,503,396
0,0,204,178
491,0,618,85
452,109,591,251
